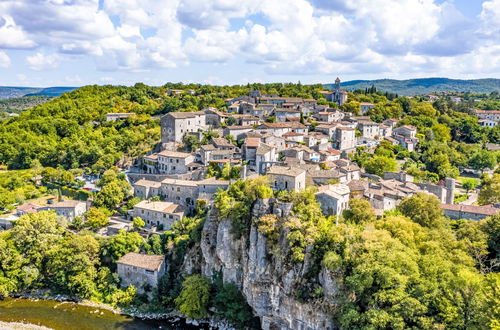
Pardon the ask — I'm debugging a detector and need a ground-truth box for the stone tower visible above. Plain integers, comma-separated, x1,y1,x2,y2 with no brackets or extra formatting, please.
445,177,455,204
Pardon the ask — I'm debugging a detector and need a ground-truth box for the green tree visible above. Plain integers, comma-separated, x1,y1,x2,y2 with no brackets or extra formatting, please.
462,178,478,194
85,207,109,229
364,155,398,177
398,193,444,228
94,181,125,209
175,275,211,319
132,217,145,229
478,174,500,205
343,198,376,225
468,150,497,171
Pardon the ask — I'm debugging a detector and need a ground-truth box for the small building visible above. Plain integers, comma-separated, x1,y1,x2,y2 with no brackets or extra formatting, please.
156,150,195,175
359,103,375,115
131,200,185,230
40,200,87,221
15,202,41,216
315,184,350,215
117,252,166,292
106,113,134,122
160,111,207,143
334,127,356,151
133,179,161,199
358,121,380,139
267,165,306,191
441,204,499,221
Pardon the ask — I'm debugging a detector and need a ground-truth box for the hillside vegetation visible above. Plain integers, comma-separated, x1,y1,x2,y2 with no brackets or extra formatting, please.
324,78,500,95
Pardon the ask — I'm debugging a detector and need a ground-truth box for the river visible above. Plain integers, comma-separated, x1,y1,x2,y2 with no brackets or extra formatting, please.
0,298,200,330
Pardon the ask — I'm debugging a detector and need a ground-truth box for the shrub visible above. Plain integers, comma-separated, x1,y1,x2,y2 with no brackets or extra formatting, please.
175,275,211,319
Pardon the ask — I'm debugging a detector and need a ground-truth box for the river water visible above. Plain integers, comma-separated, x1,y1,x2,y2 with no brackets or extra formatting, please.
0,298,198,330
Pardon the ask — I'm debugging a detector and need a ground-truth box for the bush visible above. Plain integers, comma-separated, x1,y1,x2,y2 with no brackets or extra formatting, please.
175,275,211,319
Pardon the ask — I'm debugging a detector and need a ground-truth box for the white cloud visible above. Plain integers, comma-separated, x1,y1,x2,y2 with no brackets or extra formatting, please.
26,52,62,70
0,51,10,68
0,0,498,78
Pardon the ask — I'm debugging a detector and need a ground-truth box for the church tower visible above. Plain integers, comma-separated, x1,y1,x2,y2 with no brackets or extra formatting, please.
334,77,341,90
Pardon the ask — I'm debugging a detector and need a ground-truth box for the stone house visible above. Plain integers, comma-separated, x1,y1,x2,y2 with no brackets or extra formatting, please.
106,113,134,121
133,179,161,199
393,125,417,139
275,109,301,122
315,124,337,139
223,126,253,141
157,150,195,175
131,200,185,230
117,253,166,291
197,177,230,200
359,102,375,114
160,111,207,143
15,202,41,216
255,144,278,174
383,118,399,128
242,137,261,166
267,166,306,191
40,200,87,221
441,204,499,220
314,111,343,123
160,178,199,209
315,184,350,215
334,127,356,151
308,169,347,185
358,121,380,139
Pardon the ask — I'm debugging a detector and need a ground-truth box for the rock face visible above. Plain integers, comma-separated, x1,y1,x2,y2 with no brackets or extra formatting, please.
191,199,337,330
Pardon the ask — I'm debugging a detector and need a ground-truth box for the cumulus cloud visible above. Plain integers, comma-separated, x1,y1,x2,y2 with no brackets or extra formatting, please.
0,51,11,68
0,0,498,78
26,52,62,70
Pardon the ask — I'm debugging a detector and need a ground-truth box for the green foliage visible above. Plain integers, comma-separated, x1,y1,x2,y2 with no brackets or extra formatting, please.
462,178,479,193
468,150,498,170
100,230,143,265
343,198,376,225
175,275,211,319
132,217,145,229
215,176,272,237
0,85,160,170
478,174,500,205
0,169,47,211
212,273,257,329
0,211,136,306
85,207,109,229
364,155,398,177
398,193,444,228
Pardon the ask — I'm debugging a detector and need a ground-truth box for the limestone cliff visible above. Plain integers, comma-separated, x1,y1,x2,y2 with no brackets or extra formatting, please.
184,199,338,330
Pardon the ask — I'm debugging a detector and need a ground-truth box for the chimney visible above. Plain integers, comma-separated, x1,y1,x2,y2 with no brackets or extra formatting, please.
241,164,247,180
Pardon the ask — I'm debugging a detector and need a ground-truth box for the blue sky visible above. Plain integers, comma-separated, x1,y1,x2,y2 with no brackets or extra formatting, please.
0,0,499,87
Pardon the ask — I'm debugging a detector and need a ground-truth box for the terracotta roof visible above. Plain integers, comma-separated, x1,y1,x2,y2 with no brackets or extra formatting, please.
475,110,500,114
441,204,499,216
49,200,85,208
360,102,375,106
282,132,303,137
167,111,205,119
261,122,305,129
158,150,193,158
16,202,40,213
267,165,305,177
117,252,164,271
161,178,198,187
134,179,162,188
211,137,234,148
225,125,253,130
244,137,261,147
134,200,185,214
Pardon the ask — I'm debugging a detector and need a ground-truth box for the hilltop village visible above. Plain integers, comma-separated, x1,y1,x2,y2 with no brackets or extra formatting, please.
124,79,498,230
0,81,499,329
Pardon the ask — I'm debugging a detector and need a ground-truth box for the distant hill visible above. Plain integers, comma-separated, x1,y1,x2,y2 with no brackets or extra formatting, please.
324,78,500,95
0,86,78,99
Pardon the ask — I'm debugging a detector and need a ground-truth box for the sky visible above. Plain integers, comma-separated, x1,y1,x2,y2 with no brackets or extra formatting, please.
0,0,499,87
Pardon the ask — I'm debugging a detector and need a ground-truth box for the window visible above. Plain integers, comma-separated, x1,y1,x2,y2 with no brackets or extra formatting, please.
145,270,154,275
